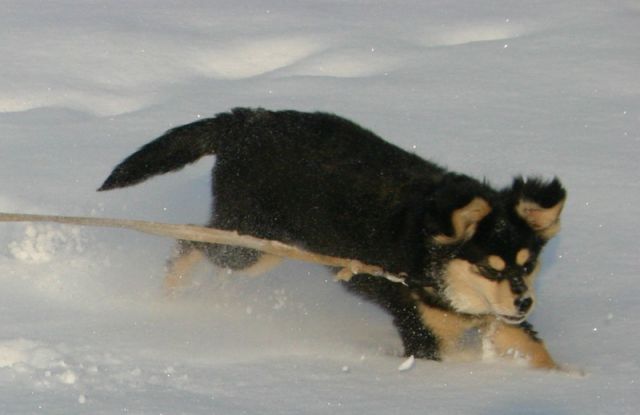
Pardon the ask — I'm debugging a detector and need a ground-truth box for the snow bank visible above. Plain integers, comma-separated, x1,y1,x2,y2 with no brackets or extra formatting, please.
1,0,638,414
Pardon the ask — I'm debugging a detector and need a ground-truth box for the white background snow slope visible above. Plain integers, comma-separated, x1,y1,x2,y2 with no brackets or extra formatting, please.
1,1,639,413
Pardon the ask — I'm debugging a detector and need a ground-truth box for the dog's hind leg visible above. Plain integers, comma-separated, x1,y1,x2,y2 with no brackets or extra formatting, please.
164,240,206,295
204,243,283,276
164,240,284,295
164,240,205,295
239,253,283,277
202,243,263,269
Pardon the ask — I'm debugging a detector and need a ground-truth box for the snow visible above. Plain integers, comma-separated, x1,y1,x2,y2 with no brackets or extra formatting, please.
397,355,416,372
1,0,639,413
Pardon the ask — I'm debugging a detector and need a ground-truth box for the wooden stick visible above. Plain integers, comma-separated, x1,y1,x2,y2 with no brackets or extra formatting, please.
0,212,406,284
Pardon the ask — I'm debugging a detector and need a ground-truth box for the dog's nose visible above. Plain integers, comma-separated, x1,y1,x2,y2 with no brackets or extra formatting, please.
515,297,533,314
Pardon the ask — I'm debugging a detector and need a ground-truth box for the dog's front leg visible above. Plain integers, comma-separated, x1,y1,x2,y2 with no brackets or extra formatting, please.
482,319,557,369
416,302,479,360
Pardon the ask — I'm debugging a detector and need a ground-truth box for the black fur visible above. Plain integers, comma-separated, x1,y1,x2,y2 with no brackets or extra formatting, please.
100,108,566,363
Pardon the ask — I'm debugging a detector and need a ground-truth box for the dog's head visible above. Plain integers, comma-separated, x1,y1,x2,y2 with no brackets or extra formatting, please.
427,176,566,324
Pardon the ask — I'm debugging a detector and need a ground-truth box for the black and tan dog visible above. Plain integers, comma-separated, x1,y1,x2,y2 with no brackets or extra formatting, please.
100,108,566,369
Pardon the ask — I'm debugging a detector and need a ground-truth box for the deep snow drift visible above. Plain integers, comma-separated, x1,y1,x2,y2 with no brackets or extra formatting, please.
1,1,639,414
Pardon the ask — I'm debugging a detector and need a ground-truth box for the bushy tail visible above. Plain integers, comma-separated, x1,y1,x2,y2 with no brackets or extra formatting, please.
98,110,245,191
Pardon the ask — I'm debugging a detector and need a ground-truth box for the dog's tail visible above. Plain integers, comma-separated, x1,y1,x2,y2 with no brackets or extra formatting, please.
98,109,252,191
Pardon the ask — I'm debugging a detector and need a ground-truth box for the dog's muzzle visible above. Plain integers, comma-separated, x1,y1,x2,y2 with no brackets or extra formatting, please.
498,296,534,324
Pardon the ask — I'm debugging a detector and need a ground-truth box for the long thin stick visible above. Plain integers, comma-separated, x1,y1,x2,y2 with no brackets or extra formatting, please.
0,212,406,284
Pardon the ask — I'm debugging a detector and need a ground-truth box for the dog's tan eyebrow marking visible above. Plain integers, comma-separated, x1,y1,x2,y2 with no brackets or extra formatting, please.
516,249,531,266
488,255,506,271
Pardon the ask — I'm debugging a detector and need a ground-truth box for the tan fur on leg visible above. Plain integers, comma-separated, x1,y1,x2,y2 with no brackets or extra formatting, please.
238,253,283,277
483,320,557,369
416,301,479,359
164,248,205,296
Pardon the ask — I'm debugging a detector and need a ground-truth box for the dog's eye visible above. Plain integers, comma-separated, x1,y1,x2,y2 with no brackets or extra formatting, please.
475,265,504,281
522,261,536,274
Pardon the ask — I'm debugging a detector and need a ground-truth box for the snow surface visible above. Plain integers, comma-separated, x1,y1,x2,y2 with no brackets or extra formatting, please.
1,0,639,413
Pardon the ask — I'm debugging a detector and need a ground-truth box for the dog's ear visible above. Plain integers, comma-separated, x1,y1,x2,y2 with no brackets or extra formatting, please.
511,177,566,239
433,197,492,244
427,175,493,244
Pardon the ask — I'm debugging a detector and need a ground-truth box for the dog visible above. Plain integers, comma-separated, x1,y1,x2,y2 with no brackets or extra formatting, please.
99,108,566,369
